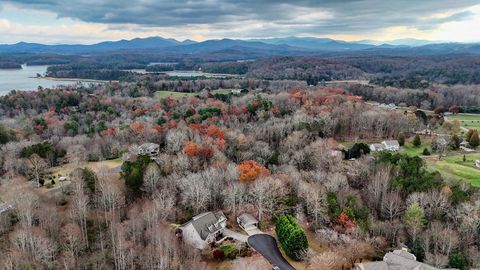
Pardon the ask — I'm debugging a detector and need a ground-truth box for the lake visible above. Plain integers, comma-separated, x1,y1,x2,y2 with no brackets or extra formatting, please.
0,65,78,96
124,69,241,78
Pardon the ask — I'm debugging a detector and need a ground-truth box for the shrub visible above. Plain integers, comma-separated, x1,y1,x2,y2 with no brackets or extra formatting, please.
219,244,238,260
82,167,97,192
344,143,370,159
449,252,468,270
121,155,152,196
397,133,406,146
275,214,308,260
422,148,430,155
413,134,421,147
212,249,225,260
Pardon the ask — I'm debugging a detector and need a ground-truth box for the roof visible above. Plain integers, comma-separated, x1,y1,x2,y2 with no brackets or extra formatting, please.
238,213,259,227
382,140,400,147
356,261,389,270
371,143,385,149
356,249,447,270
181,211,226,240
138,143,159,151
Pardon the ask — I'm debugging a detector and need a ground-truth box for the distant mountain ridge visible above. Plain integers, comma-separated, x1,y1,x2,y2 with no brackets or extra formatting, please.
0,36,479,56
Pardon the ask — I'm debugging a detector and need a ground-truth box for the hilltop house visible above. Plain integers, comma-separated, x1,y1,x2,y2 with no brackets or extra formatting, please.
123,143,162,164
370,140,400,152
135,143,160,156
180,211,227,249
355,248,453,270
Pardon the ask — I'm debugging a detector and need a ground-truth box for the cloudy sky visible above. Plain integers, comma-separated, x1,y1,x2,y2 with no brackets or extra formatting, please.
1,0,480,44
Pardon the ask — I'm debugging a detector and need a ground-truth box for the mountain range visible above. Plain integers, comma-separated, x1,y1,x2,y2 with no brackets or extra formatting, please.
0,36,479,56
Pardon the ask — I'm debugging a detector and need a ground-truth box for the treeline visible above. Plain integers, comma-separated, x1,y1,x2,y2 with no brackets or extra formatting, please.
337,55,480,86
246,57,365,83
345,84,480,109
0,61,21,69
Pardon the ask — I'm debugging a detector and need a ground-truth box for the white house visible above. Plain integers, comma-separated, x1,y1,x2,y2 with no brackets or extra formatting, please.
381,140,400,152
370,143,386,152
180,211,227,249
135,143,160,157
370,140,400,152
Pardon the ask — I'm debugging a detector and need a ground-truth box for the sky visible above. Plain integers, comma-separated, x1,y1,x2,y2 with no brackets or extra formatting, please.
1,0,480,44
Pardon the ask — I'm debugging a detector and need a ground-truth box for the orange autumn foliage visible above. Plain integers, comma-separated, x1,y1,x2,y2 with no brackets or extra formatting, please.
183,141,200,157
207,125,225,139
337,212,356,230
237,160,270,182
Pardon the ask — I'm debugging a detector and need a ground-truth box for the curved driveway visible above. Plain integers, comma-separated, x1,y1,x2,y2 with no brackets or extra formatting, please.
247,234,296,270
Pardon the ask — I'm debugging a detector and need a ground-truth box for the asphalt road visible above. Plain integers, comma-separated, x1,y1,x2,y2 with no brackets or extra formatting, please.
247,234,296,270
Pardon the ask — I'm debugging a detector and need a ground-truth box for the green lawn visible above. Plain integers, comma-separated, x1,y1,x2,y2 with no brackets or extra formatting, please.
448,114,480,129
402,137,431,156
426,153,480,187
155,91,197,100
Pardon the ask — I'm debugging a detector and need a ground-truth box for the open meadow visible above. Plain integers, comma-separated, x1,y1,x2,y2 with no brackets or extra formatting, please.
426,153,480,187
447,113,480,129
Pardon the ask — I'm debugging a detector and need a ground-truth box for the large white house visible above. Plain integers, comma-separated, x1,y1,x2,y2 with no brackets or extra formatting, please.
180,211,227,249
371,140,400,152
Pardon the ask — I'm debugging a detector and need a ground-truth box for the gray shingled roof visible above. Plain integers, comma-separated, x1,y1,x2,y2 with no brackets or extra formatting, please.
383,140,400,147
186,211,226,240
238,213,258,227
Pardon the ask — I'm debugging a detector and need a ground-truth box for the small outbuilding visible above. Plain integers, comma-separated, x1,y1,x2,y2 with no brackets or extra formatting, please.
237,213,259,230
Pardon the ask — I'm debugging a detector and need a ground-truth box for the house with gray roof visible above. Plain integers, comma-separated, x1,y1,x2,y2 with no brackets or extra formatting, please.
180,211,227,249
355,248,456,270
381,140,400,152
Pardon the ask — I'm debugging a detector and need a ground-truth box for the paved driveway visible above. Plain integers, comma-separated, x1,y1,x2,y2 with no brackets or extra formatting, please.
248,234,296,270
223,228,249,242
244,225,263,236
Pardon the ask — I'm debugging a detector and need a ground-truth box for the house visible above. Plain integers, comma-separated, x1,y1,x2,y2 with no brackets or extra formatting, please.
381,140,400,151
135,143,160,157
460,141,469,147
237,213,259,230
180,211,227,249
354,248,453,270
124,143,163,165
370,140,400,152
370,143,385,152
437,137,449,147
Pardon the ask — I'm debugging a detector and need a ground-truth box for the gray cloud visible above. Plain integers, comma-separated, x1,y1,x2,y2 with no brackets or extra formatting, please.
3,0,479,37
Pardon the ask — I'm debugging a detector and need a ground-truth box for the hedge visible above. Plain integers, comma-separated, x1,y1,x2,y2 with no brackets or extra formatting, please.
275,214,308,260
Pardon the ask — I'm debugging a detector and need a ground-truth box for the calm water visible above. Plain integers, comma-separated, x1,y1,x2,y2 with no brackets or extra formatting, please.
124,69,241,78
0,65,77,96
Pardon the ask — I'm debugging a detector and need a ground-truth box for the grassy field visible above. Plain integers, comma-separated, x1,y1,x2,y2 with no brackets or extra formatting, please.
48,158,123,181
426,153,480,187
155,91,197,100
211,88,234,95
447,114,480,129
402,137,431,156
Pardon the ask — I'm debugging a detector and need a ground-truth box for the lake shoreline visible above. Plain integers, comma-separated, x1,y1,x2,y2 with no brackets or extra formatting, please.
39,76,115,83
